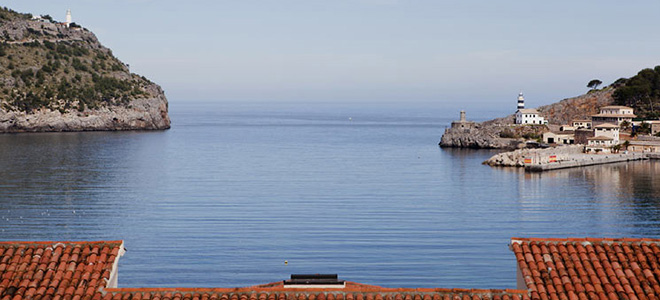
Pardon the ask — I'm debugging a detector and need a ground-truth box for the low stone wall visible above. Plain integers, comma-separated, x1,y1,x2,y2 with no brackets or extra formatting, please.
525,153,648,172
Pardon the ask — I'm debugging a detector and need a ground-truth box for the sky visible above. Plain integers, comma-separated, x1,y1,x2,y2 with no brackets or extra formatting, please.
4,1,660,108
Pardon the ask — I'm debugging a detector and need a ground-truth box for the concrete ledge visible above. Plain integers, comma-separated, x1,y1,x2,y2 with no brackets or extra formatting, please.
525,153,648,172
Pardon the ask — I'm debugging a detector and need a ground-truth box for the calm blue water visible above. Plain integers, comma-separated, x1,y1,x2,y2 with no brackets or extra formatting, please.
1,101,660,289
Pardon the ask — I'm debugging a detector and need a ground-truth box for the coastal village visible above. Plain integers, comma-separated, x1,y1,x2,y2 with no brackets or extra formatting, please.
446,90,660,171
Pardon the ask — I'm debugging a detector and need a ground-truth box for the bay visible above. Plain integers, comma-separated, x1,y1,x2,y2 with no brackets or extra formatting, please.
0,101,659,289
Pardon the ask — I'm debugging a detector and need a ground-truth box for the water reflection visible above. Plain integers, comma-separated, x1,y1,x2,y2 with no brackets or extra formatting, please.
0,131,167,240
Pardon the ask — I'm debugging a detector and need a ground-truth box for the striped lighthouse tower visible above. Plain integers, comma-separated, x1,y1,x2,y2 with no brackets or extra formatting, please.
517,92,525,110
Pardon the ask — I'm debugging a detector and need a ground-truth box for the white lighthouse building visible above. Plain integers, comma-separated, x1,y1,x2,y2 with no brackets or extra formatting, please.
65,9,72,28
514,92,547,125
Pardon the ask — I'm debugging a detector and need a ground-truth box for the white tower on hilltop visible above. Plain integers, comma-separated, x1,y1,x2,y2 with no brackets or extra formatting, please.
517,92,525,110
65,9,72,27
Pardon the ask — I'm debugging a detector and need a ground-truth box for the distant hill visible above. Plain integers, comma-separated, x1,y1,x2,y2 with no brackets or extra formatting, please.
536,89,614,125
0,7,170,132
612,66,660,119
483,89,615,127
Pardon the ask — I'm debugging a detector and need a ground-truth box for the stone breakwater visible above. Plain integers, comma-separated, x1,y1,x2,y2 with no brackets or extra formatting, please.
525,152,648,172
483,145,584,167
0,84,170,133
483,145,649,172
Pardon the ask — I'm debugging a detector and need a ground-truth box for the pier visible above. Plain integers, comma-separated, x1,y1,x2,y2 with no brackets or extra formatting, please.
525,152,649,172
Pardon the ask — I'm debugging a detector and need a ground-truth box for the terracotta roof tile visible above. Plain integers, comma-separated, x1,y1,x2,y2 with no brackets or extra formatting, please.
511,238,660,300
23,238,660,300
0,241,124,300
103,283,530,300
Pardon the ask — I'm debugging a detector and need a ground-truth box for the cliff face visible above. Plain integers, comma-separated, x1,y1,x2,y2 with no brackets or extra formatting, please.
536,89,614,124
440,122,547,149
440,89,614,149
0,84,169,132
0,8,170,132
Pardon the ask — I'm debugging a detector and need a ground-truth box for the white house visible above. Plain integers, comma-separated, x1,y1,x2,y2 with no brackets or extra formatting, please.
571,120,592,129
586,136,617,153
543,131,574,144
515,109,547,125
559,125,575,131
591,105,635,127
514,93,547,125
586,123,620,153
593,123,620,143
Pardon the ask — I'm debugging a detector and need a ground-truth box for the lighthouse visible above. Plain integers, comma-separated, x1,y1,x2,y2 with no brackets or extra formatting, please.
514,91,547,125
517,92,525,110
65,9,72,28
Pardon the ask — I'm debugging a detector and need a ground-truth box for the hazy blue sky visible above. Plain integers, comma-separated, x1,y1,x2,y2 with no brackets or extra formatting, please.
4,1,660,108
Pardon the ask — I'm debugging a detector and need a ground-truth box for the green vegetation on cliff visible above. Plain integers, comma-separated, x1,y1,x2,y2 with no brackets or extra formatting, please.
613,66,660,119
0,6,155,114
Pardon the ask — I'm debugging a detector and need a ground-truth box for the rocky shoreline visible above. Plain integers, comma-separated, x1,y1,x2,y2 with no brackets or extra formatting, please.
439,119,548,149
0,84,170,133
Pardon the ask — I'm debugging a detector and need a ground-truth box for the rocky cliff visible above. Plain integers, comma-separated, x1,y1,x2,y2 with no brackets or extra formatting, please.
0,7,170,132
536,89,614,124
440,89,614,148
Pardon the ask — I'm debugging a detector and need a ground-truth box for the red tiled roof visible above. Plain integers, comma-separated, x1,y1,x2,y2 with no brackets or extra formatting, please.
0,240,530,300
510,237,660,300
591,114,636,118
0,240,125,300
103,283,529,300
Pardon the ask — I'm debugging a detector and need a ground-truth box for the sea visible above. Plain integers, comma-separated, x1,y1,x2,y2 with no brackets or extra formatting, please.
1,101,660,289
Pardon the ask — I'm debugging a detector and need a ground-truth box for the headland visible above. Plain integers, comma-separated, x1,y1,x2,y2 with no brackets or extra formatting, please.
0,7,170,133
441,66,660,171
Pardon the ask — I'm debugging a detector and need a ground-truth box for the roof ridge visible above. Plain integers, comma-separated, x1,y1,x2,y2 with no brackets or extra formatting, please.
511,237,660,244
0,240,124,246
104,287,529,295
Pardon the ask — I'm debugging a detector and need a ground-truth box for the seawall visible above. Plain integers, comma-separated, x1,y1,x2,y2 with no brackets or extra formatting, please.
525,153,648,172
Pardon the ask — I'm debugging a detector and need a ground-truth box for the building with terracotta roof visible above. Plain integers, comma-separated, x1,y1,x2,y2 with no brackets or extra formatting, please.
0,240,529,300
571,120,592,130
102,284,529,300
5,238,660,300
586,136,616,153
591,106,636,127
542,131,575,145
0,240,125,300
510,237,660,300
627,140,660,153
643,121,660,136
